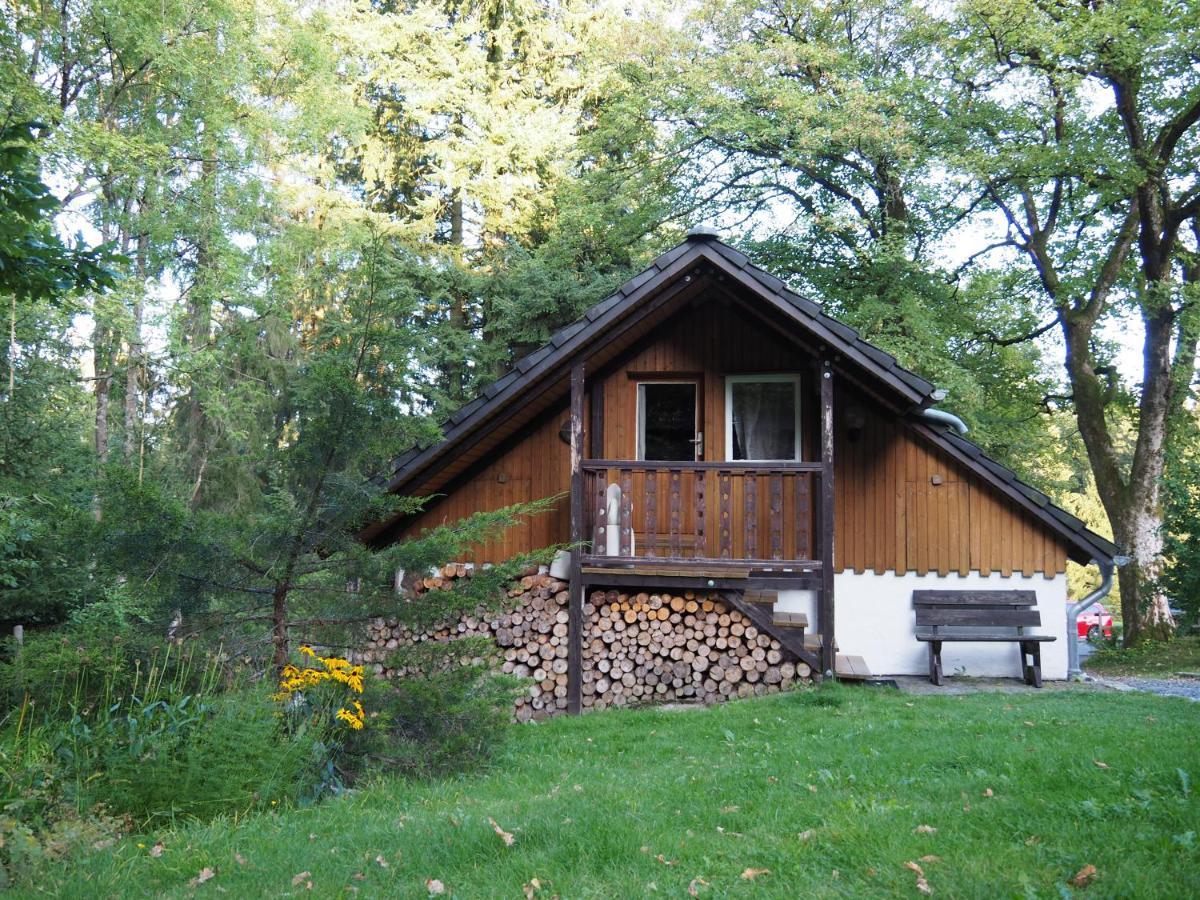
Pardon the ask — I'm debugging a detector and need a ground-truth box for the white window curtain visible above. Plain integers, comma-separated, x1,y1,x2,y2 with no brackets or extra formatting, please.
729,378,798,460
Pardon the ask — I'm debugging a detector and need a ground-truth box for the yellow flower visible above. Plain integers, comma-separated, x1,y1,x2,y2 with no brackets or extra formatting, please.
299,645,316,658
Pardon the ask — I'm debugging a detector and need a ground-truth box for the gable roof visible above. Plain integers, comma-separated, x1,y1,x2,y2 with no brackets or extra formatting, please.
368,232,1116,565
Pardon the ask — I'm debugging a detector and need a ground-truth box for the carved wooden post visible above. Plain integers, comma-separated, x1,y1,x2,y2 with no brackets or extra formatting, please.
819,360,836,678
568,362,585,714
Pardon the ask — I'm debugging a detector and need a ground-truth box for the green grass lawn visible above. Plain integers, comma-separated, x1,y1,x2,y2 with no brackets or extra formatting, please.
1085,636,1200,677
27,685,1200,899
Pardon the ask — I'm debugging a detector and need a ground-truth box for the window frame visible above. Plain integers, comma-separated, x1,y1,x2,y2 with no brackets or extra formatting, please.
724,373,803,462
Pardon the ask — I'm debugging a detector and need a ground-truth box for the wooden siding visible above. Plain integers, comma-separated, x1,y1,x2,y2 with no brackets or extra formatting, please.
599,302,808,461
833,385,1069,578
396,411,573,564
393,300,1069,577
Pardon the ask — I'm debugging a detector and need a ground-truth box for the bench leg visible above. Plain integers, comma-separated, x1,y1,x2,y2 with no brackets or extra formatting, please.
1020,641,1043,688
928,641,944,686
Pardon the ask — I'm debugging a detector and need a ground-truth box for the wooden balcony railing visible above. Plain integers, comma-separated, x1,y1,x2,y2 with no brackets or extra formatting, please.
581,461,821,567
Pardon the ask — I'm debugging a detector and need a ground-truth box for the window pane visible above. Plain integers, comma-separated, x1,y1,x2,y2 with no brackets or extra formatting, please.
640,383,696,460
731,380,797,460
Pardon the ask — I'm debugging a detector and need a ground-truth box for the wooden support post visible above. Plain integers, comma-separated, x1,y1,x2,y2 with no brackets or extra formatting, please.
819,360,836,678
588,379,604,458
567,362,585,715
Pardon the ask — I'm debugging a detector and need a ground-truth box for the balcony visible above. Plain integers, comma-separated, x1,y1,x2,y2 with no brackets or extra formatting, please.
579,461,823,575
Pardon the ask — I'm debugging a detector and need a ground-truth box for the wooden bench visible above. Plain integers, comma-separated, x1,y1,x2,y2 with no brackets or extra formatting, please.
913,590,1056,687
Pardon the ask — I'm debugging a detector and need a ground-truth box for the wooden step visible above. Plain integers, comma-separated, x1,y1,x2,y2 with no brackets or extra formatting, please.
720,590,820,672
835,653,872,680
744,589,779,605
772,611,809,629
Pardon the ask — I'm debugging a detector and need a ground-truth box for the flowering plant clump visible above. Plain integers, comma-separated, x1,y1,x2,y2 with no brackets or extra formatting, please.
274,646,367,730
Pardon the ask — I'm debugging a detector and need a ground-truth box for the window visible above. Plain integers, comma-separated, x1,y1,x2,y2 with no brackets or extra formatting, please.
637,381,699,460
726,375,801,461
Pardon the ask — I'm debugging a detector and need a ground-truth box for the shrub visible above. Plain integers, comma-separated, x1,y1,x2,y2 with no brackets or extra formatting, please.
365,664,521,779
60,690,319,825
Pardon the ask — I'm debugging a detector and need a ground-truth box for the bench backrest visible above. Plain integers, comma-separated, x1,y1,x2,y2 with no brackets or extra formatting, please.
913,590,1041,629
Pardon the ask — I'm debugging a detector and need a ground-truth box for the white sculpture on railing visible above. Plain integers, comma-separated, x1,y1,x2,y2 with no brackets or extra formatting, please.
606,482,633,556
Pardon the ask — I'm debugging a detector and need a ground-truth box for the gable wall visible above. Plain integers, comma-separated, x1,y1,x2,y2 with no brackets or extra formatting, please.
393,299,1070,576
597,302,809,460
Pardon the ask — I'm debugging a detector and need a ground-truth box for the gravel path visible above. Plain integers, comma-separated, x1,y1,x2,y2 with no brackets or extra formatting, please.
1091,676,1200,701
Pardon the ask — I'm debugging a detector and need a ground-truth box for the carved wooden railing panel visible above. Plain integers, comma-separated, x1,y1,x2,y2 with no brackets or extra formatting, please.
581,461,820,566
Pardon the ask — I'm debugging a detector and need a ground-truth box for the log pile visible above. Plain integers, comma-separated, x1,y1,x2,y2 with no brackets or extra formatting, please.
355,564,811,721
580,589,810,712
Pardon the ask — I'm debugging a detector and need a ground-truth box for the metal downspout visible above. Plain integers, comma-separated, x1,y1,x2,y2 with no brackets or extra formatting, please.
1067,559,1115,680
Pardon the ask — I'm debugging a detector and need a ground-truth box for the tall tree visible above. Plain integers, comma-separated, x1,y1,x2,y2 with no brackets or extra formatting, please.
943,0,1200,641
335,0,629,408
593,0,1063,464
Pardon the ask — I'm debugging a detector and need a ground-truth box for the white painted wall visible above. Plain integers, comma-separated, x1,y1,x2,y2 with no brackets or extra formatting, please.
775,571,1068,680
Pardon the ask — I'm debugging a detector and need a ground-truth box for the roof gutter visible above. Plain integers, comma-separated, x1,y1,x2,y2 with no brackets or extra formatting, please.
1067,558,1116,679
916,407,969,435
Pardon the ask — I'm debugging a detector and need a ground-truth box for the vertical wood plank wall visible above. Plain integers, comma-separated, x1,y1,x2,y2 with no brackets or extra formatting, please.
598,302,804,461
394,303,1070,577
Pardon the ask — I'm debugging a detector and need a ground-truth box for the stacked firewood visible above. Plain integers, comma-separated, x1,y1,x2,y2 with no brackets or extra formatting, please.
581,590,809,712
356,564,811,721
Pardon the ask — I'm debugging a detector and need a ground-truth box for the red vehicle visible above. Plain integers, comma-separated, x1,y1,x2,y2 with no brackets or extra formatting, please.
1077,603,1114,639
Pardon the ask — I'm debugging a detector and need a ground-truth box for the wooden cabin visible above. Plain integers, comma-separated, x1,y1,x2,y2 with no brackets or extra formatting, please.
362,230,1115,699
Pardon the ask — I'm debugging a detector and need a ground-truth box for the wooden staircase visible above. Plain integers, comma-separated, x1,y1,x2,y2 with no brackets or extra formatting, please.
722,589,872,681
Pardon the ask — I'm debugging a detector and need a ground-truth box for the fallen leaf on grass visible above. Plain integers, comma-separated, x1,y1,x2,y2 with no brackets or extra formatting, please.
426,878,446,895
983,788,994,798
740,867,770,880
656,853,677,866
1070,864,1097,887
798,830,815,841
190,867,216,887
1093,760,1110,770
149,842,164,858
291,871,313,889
919,855,941,864
234,853,247,866
914,825,937,834
1023,721,1036,727
375,855,390,868
352,872,366,881
687,876,708,896
720,805,740,813
905,862,932,895
807,784,818,793
522,877,543,898
489,817,515,847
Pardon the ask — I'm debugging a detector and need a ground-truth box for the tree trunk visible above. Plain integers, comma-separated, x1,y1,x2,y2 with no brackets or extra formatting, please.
272,582,290,670
185,151,217,506
123,204,149,461
446,190,468,403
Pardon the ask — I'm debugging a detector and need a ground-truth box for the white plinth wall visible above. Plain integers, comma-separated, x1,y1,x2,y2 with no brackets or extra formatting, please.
775,571,1069,680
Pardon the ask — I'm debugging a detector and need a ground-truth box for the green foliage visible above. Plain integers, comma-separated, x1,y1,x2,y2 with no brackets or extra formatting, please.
1163,415,1200,624
0,122,116,302
363,665,521,780
53,690,317,826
